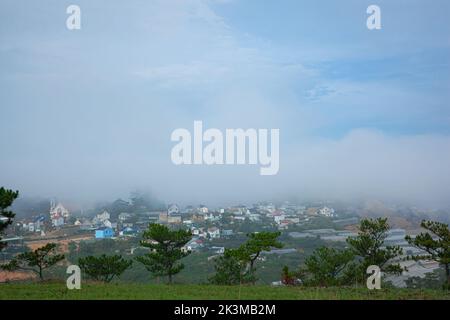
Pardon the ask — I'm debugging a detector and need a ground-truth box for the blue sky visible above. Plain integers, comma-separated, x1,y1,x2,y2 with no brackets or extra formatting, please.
0,0,449,207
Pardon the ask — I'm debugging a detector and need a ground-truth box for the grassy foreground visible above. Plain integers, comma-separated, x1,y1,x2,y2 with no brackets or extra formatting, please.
0,282,449,300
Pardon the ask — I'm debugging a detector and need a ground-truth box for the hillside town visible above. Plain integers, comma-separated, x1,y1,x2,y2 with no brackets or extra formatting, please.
5,201,341,244
1,198,443,287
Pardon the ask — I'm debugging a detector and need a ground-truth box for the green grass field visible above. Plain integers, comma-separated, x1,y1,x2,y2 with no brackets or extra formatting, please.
0,282,449,300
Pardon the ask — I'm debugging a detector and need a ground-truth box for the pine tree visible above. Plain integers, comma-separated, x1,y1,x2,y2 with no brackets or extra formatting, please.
209,248,248,285
300,247,355,287
135,223,192,284
0,187,19,251
78,254,132,282
406,220,450,289
1,243,64,280
346,217,404,283
210,231,283,285
242,231,283,282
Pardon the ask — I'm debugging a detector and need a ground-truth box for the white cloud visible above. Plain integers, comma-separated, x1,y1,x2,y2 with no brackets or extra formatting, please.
1,0,449,209
280,130,450,207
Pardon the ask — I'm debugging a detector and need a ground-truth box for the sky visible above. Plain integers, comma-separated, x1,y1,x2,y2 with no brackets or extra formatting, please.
0,0,449,208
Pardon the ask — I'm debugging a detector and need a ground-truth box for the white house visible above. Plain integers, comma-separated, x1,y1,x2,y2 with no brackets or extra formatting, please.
274,214,286,224
183,238,204,252
103,219,113,228
93,210,111,225
207,227,220,239
318,207,335,217
212,246,225,254
49,201,70,226
51,216,65,228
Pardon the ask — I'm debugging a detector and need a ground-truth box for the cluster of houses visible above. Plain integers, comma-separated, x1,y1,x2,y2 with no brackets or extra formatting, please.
167,202,337,229
15,202,72,236
89,205,232,242
254,203,337,229
84,202,340,242
13,200,342,254
83,211,138,239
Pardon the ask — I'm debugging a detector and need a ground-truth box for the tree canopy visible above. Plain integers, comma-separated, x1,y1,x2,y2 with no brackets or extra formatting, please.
1,243,64,280
135,223,192,284
0,187,19,251
209,248,249,285
406,220,450,289
210,231,282,285
346,217,404,282
79,254,132,282
300,247,355,287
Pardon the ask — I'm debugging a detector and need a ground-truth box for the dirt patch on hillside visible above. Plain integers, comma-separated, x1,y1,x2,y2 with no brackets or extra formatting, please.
0,270,35,282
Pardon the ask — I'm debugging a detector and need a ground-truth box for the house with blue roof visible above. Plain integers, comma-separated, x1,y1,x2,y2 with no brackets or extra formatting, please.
95,227,114,239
